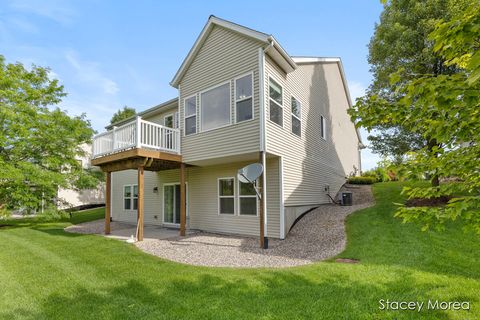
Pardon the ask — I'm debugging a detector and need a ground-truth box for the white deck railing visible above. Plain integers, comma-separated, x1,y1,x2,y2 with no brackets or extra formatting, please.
92,117,180,158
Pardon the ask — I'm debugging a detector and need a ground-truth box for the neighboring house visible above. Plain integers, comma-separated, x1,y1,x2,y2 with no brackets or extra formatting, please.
57,144,105,209
91,16,362,241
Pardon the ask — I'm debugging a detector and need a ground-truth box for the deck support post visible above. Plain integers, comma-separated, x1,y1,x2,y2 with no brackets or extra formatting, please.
105,171,111,235
179,163,186,236
137,166,144,241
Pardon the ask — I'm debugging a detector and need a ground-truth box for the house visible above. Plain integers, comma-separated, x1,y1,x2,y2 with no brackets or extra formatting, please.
57,144,105,210
91,16,362,243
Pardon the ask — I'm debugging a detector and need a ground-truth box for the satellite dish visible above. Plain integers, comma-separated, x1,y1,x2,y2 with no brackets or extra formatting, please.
237,163,263,183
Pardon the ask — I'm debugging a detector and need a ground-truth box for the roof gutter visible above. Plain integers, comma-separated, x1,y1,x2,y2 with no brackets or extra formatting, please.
265,36,297,72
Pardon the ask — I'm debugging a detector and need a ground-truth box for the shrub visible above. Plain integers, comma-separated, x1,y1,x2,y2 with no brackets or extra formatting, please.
37,208,69,221
347,176,377,185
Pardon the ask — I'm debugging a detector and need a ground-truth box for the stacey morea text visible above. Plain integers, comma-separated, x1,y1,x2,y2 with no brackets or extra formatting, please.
379,299,470,312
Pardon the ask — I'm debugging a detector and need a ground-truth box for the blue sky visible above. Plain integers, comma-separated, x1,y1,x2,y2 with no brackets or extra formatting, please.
0,0,383,169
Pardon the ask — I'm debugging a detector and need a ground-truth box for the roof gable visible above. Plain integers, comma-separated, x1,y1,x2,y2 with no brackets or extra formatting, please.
170,16,296,87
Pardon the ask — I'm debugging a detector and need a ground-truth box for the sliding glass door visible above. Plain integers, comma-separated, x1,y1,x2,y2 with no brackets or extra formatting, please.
164,184,185,225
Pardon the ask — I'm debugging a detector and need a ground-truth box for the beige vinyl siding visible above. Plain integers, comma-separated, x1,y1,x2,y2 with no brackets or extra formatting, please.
264,55,360,206
186,159,280,238
111,170,163,226
111,159,281,238
179,25,262,163
142,104,178,127
265,157,280,238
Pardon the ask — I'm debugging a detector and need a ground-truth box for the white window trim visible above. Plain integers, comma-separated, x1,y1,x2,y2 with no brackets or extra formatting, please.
183,94,197,136
237,179,258,217
320,115,327,140
199,80,232,133
217,177,235,215
123,184,138,211
291,95,301,137
268,76,284,128
162,182,189,226
234,71,254,124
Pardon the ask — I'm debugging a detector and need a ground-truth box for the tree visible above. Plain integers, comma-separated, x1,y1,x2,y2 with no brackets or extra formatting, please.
357,0,464,175
352,2,480,233
367,126,425,166
0,56,97,214
110,106,136,125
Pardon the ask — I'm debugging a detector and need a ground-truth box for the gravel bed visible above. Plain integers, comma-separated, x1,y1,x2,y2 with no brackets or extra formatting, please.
67,185,374,268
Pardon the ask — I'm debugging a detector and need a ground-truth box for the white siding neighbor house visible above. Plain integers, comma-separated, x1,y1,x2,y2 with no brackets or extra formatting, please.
91,16,362,242
57,144,105,209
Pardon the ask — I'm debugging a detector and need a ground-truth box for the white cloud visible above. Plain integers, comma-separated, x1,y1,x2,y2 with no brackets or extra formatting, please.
65,50,119,95
7,16,38,33
9,0,76,25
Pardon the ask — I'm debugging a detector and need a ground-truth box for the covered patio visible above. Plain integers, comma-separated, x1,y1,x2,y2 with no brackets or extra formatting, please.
90,116,187,242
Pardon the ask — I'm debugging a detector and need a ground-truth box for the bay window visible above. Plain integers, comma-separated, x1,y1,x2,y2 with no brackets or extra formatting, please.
184,96,197,135
201,82,231,131
235,73,253,122
269,77,283,126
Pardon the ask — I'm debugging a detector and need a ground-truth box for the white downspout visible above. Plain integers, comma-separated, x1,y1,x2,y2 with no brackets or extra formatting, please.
258,44,273,240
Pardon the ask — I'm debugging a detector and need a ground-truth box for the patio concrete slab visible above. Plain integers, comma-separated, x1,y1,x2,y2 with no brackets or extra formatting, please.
65,220,190,241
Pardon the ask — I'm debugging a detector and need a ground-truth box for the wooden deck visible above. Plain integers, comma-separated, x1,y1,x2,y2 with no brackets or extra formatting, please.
92,147,186,242
91,148,182,172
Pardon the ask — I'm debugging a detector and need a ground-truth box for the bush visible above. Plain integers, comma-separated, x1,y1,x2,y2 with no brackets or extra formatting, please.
347,176,377,185
362,167,390,182
37,208,69,221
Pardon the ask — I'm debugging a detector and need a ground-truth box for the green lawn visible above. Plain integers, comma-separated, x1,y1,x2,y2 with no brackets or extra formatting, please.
0,182,479,319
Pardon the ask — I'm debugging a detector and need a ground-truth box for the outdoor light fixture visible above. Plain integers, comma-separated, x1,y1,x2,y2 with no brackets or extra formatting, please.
153,187,158,193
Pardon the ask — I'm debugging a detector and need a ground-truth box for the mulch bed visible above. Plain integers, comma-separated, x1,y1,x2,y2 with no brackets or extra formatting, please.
405,196,451,207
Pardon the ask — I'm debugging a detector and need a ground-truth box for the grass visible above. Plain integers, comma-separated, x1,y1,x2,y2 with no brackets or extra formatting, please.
0,182,479,319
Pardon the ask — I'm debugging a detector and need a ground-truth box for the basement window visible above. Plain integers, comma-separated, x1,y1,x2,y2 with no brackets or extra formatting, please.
124,184,138,210
238,181,257,216
218,178,235,214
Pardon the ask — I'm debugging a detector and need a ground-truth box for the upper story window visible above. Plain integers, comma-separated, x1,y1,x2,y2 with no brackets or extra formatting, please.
184,96,197,135
320,115,327,140
291,96,301,137
124,185,138,211
201,82,231,132
164,114,174,128
235,73,253,122
218,177,235,215
269,77,283,126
